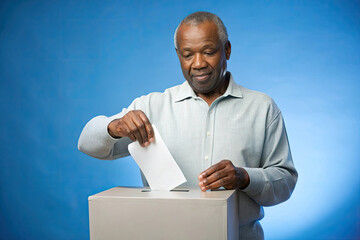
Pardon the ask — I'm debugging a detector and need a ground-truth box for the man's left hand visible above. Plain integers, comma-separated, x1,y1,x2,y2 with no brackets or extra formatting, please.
198,160,250,191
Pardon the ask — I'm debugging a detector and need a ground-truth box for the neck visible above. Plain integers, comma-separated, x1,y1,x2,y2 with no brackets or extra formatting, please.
198,72,230,106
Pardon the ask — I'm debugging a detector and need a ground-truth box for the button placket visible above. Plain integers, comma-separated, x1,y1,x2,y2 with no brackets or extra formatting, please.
203,103,217,169
202,109,211,169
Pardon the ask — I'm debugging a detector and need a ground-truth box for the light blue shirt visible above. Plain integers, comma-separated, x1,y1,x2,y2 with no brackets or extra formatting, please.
78,73,297,239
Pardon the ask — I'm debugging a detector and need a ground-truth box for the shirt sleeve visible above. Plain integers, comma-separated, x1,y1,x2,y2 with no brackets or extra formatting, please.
241,109,298,207
77,98,143,160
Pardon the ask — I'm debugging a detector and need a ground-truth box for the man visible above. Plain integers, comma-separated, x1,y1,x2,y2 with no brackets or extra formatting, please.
78,11,297,239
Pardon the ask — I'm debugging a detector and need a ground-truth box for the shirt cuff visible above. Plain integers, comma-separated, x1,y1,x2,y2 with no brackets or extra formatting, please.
78,116,119,158
100,116,119,145
240,167,265,197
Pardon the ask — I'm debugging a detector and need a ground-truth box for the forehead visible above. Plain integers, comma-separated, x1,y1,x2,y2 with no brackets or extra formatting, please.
177,21,220,50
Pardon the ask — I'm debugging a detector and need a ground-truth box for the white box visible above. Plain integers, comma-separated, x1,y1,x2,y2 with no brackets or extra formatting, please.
89,187,239,240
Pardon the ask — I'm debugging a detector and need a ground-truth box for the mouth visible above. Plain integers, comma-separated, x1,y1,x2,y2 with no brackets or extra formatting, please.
192,72,212,81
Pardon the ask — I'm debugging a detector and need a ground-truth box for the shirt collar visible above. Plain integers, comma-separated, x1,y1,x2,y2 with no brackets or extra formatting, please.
174,72,243,102
222,73,243,98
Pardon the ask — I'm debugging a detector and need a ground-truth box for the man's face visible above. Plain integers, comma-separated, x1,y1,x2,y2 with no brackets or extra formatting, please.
176,21,231,95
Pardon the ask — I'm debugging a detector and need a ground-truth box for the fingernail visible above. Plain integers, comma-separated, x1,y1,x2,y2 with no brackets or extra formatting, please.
144,142,149,147
203,180,207,184
201,187,206,191
149,137,154,142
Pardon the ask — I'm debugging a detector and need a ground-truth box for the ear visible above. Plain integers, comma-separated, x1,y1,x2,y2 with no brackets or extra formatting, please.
225,41,231,60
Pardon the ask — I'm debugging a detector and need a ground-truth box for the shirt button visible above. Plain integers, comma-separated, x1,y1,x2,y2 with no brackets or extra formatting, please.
204,156,209,161
207,131,210,136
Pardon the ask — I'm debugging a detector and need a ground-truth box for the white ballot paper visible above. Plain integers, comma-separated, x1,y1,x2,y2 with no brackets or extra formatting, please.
128,125,187,191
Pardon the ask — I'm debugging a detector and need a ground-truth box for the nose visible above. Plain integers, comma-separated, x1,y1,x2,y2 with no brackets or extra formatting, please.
192,53,207,70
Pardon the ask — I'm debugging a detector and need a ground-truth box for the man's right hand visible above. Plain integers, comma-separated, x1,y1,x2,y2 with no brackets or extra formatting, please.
107,110,154,147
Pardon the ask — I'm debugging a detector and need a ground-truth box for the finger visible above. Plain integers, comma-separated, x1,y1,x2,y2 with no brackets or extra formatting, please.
138,112,153,145
198,174,205,181
204,176,233,191
130,112,148,146
201,168,228,186
120,123,136,141
199,161,226,179
124,115,144,145
139,112,154,143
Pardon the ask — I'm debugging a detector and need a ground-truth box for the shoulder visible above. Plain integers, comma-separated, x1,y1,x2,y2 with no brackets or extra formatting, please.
130,84,182,108
239,85,275,106
236,84,281,124
140,84,182,101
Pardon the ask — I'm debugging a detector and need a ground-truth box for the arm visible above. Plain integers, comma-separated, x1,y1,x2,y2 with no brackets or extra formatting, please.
78,109,154,160
241,112,297,206
199,112,298,207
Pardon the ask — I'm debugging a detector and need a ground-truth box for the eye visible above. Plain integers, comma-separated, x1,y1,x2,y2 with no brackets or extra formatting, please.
182,53,193,59
204,51,215,56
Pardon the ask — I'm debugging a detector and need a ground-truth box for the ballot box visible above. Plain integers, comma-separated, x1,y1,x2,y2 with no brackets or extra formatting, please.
88,186,239,240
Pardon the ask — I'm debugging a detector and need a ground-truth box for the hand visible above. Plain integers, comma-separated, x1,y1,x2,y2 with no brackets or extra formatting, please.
198,160,250,191
107,110,154,147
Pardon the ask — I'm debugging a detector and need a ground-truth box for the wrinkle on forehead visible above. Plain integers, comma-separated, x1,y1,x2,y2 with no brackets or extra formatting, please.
177,21,220,50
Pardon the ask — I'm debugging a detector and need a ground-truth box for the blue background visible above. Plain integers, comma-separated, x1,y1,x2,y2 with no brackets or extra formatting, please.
0,0,359,239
